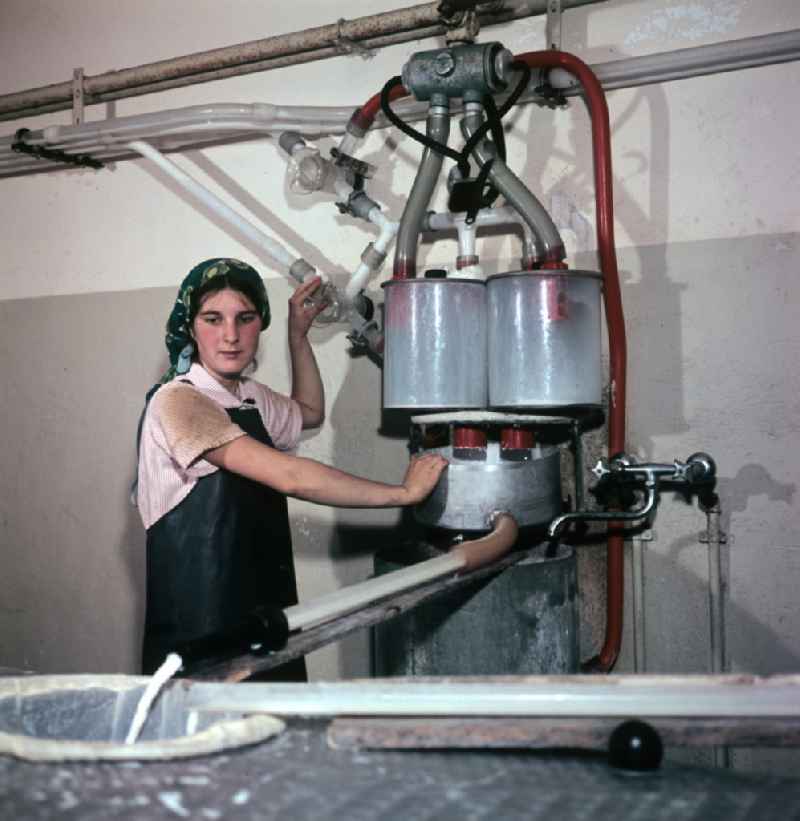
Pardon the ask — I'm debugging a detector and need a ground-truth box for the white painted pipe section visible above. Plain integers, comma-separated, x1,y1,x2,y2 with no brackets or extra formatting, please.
284,552,464,632
425,205,523,232
631,537,646,673
187,674,800,718
704,504,731,768
425,206,532,275
457,221,477,259
126,139,299,277
706,505,727,676
284,513,517,632
548,29,800,93
344,209,398,299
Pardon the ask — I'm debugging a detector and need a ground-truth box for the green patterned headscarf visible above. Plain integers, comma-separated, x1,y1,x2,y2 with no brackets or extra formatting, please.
159,257,270,386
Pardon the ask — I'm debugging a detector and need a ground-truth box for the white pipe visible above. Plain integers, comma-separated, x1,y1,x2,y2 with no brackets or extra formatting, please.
426,206,530,276
705,503,731,768
336,131,361,158
548,28,800,93
126,139,299,277
706,505,727,676
344,208,398,299
631,537,646,673
284,513,516,631
456,221,477,259
284,553,464,632
426,205,522,232
186,674,800,718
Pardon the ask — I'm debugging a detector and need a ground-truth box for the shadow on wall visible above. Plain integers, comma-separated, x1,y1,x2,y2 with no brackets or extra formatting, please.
644,462,799,676
717,464,796,515
324,344,415,680
118,294,176,674
641,523,800,674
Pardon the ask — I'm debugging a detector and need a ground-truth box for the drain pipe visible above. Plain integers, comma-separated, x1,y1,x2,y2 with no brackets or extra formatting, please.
515,50,627,673
393,103,451,279
127,139,314,282
702,496,731,768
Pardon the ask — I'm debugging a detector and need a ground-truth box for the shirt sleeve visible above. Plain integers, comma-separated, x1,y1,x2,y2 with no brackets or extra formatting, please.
259,385,303,450
150,383,246,469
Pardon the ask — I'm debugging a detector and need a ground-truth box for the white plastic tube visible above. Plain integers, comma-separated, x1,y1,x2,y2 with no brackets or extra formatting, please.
425,205,522,232
425,206,533,276
127,139,298,276
187,674,800,718
284,552,464,632
284,513,516,632
345,208,398,299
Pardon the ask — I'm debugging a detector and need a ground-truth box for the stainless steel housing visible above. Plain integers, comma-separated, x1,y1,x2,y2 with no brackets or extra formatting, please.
382,278,488,409
487,270,603,408
413,441,562,530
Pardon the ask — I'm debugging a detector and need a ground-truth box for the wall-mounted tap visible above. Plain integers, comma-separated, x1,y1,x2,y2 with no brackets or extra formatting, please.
548,452,716,541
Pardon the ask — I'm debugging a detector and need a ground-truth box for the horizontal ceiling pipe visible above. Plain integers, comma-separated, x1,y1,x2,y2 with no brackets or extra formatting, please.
6,27,800,148
0,0,606,122
3,28,799,179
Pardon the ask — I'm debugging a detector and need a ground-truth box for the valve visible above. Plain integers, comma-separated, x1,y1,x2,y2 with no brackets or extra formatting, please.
548,451,717,541
592,452,716,485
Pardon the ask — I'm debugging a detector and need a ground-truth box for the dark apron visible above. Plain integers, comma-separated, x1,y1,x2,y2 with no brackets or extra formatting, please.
142,394,307,681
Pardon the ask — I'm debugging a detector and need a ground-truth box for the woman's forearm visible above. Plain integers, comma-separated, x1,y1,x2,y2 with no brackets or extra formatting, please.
205,436,444,508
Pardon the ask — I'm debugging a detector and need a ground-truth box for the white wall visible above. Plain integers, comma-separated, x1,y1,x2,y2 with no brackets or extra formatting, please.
1,0,799,772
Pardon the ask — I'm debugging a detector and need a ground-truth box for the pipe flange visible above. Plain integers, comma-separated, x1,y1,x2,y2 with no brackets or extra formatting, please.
410,410,573,426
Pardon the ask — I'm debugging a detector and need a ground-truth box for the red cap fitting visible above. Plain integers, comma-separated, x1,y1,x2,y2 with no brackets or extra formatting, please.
453,426,487,449
501,427,534,450
456,255,479,270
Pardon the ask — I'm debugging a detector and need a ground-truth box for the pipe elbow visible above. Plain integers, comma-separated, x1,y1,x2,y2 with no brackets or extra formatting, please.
450,512,519,573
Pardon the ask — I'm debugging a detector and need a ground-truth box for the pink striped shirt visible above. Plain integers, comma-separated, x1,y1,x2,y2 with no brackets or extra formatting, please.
136,362,302,530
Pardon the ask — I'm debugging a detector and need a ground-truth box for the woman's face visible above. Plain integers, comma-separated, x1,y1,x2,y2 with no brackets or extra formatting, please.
191,287,261,386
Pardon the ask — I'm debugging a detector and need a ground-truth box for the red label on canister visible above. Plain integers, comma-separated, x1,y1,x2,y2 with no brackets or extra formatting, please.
544,276,569,321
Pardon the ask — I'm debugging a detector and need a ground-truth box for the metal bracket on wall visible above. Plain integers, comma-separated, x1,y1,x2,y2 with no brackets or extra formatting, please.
546,0,563,50
72,68,84,126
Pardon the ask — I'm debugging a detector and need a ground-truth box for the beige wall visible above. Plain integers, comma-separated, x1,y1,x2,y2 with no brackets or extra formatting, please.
1,0,799,773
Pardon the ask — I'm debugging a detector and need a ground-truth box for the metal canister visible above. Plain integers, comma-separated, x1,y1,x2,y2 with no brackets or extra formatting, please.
413,442,562,531
487,270,602,408
373,543,579,676
382,278,487,409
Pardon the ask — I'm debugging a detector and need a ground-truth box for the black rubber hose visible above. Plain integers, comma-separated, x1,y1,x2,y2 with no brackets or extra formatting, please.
380,76,467,174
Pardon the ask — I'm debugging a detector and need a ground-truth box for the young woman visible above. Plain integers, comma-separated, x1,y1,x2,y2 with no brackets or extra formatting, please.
136,258,446,678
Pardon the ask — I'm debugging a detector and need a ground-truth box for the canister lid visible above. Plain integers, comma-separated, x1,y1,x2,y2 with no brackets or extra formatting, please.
486,269,602,282
382,276,486,288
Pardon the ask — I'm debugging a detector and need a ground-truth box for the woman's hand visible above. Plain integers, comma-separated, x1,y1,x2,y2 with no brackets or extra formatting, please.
401,454,448,504
288,275,328,343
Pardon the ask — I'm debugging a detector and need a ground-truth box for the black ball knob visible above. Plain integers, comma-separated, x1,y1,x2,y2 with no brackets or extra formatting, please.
608,719,663,771
249,605,290,652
